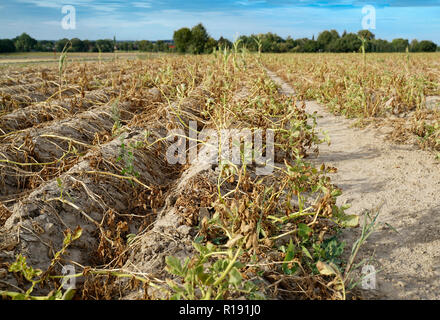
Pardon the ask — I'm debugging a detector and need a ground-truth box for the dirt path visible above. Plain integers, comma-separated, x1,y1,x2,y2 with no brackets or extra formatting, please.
266,69,440,300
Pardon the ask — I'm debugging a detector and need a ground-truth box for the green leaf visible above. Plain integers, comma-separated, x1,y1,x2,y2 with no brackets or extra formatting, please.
229,267,242,286
63,232,72,246
206,242,216,252
301,245,313,260
193,242,211,255
12,293,27,300
197,271,210,284
165,256,183,276
282,240,298,275
165,279,182,294
61,289,76,300
54,290,63,300
0,291,26,300
170,293,182,300
213,260,228,273
194,236,204,244
298,223,312,240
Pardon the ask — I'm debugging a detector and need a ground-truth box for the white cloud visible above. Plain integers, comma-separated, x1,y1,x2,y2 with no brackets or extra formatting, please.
14,0,152,13
132,1,152,9
88,4,124,13
16,0,62,9
235,0,265,5
15,0,120,11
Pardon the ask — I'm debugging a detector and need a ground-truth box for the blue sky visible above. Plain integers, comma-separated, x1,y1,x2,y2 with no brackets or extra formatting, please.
0,1,439,43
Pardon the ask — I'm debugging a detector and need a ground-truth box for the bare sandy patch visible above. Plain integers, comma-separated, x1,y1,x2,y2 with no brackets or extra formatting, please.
267,68,440,300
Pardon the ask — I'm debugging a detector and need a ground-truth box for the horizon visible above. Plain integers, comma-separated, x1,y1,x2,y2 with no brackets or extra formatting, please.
0,1,440,43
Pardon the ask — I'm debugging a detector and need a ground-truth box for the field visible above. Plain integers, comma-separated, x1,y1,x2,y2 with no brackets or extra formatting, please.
0,52,162,67
0,51,439,300
264,53,440,153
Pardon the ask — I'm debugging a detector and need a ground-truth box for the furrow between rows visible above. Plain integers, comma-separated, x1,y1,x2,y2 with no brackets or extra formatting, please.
0,91,162,201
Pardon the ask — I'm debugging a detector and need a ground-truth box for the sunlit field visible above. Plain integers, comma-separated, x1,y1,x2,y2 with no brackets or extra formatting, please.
0,50,439,300
264,53,440,153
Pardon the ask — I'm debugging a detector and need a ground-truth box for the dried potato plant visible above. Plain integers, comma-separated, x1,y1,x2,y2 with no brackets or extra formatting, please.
0,52,366,300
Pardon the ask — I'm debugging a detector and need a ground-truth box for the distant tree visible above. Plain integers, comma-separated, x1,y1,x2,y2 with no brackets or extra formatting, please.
291,38,306,52
357,29,375,41
415,40,437,52
238,35,257,51
369,39,393,52
154,40,169,52
278,42,290,53
173,27,192,53
0,39,16,53
317,29,340,51
71,38,85,52
204,37,218,53
95,39,114,52
118,41,135,51
329,33,362,52
13,33,37,52
82,40,94,52
217,37,232,50
55,38,70,52
391,38,409,52
293,38,319,52
260,32,284,52
189,23,209,54
285,36,296,51
138,40,154,52
410,39,419,52
236,33,285,53
35,40,55,52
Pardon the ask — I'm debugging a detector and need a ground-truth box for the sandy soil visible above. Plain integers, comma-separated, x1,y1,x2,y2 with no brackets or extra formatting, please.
266,69,440,300
0,57,121,65
0,52,160,65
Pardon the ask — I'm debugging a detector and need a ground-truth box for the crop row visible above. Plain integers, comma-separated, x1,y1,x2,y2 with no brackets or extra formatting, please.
263,53,440,153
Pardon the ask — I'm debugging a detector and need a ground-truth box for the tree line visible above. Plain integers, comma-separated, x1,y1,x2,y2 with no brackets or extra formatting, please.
0,33,174,53
173,25,438,53
173,23,232,54
176,25,438,53
1,26,438,54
